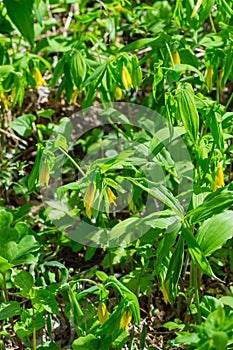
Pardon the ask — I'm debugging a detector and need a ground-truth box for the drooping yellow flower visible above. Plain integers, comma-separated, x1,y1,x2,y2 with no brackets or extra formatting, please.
97,302,109,324
191,0,203,18
0,92,10,110
107,187,117,206
84,182,96,219
39,162,50,187
214,163,224,191
172,51,180,65
122,66,132,91
33,67,46,89
114,86,123,101
120,309,132,331
206,65,214,93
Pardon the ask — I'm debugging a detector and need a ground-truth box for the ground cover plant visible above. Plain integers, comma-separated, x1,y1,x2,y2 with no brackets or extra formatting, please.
0,0,233,349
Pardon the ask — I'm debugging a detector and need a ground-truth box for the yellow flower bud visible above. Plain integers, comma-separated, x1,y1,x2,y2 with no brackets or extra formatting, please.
172,51,180,65
206,65,214,93
39,162,50,187
214,163,224,191
120,309,132,331
33,68,46,89
107,187,117,206
84,182,96,219
191,0,203,18
114,86,123,101
97,302,109,324
122,66,132,91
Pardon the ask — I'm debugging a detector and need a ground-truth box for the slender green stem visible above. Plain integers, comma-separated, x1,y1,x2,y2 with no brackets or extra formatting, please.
32,307,37,350
107,116,128,139
193,264,201,324
76,278,98,286
2,273,8,302
59,147,85,177
108,249,114,275
225,91,233,112
166,42,175,69
209,14,216,33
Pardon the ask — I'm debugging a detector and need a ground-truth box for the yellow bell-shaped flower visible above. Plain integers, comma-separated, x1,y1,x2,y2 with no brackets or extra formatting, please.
172,51,180,65
84,182,96,219
120,309,132,331
122,66,132,91
33,68,46,89
39,162,50,187
214,163,224,191
97,302,109,324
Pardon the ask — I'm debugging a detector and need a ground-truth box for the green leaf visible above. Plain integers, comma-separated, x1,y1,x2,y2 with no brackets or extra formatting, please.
72,334,99,350
54,133,68,152
119,37,160,52
125,177,184,217
0,257,13,274
9,114,36,137
3,0,34,46
155,228,179,273
70,51,87,88
182,227,218,279
212,331,228,350
37,342,61,350
83,62,107,88
0,231,39,265
33,289,60,315
219,296,233,308
206,108,224,151
175,83,199,144
173,64,205,82
12,270,34,291
0,65,14,78
37,109,55,120
0,209,13,227
187,191,233,225
28,143,43,192
0,301,21,320
196,211,233,256
165,237,184,301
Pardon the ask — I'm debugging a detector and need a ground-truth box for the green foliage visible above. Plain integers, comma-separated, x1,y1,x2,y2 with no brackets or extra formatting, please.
0,0,233,348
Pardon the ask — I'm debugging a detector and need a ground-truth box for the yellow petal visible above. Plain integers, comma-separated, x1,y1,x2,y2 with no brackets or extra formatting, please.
33,68,46,89
172,51,180,65
39,162,50,187
71,88,79,104
114,86,123,101
205,65,213,93
84,182,96,219
191,0,203,18
115,4,123,11
120,309,132,331
97,302,109,324
0,92,10,110
122,66,132,90
214,163,224,190
107,187,117,205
